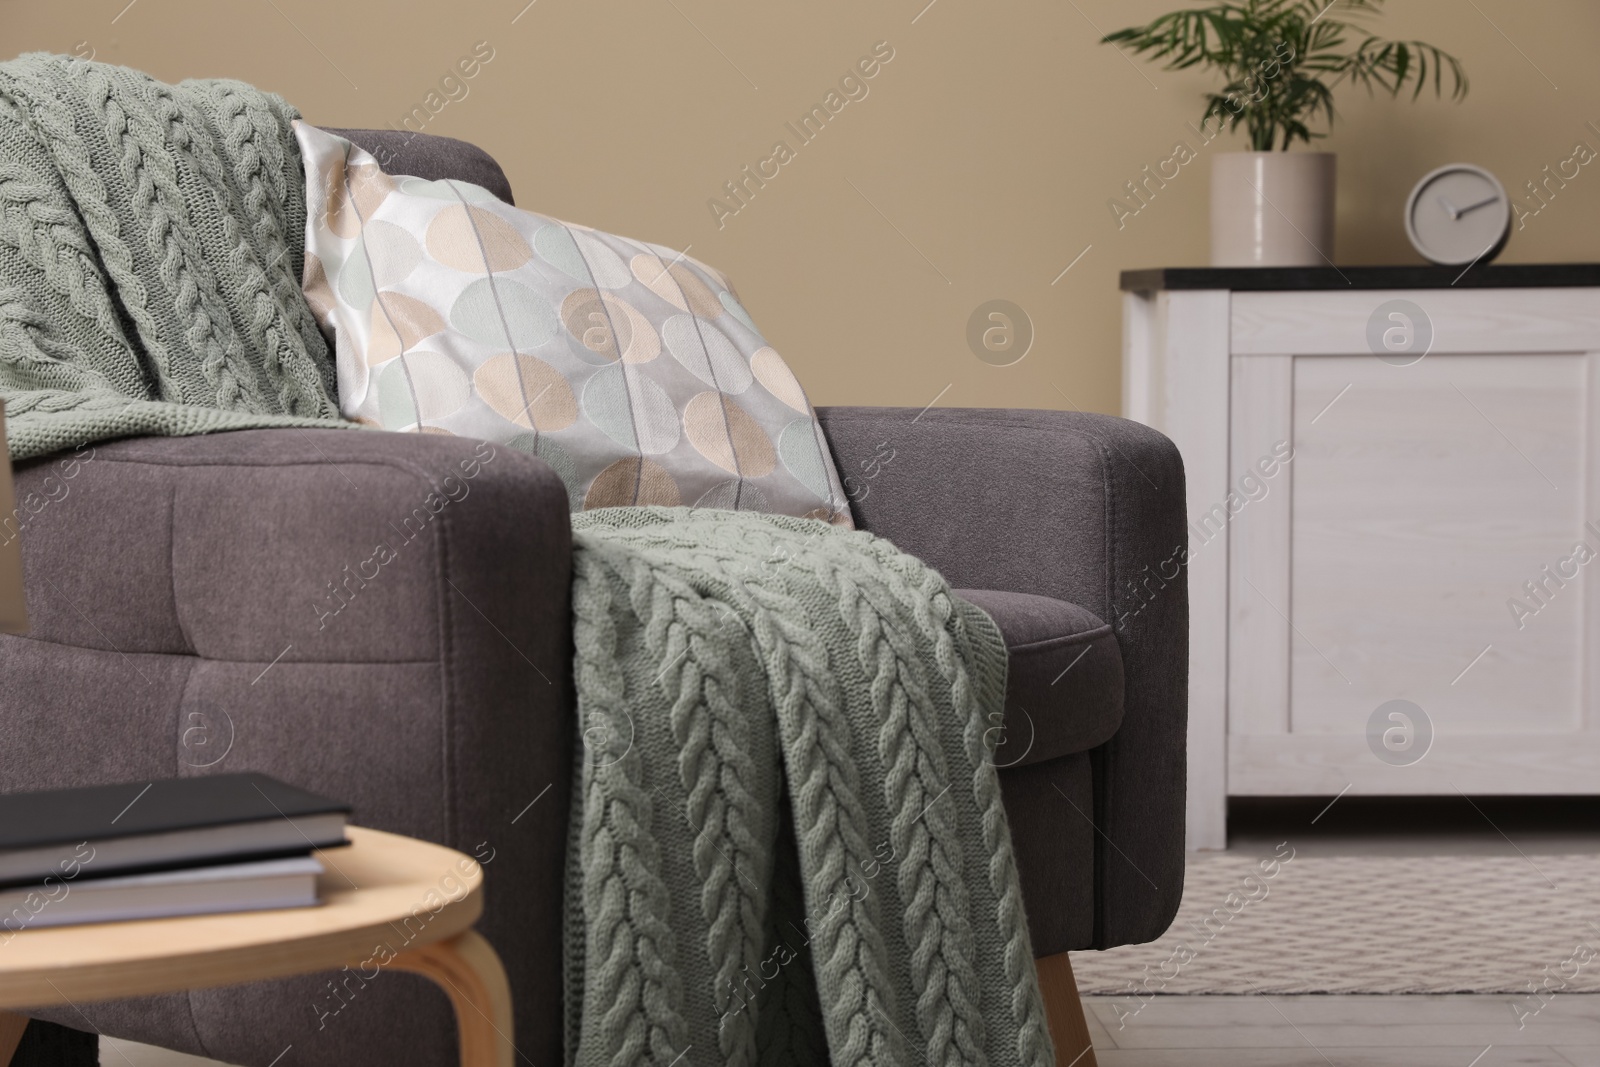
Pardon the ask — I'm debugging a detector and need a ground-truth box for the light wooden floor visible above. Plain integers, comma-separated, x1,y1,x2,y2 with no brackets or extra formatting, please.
103,994,1600,1067
100,796,1600,1067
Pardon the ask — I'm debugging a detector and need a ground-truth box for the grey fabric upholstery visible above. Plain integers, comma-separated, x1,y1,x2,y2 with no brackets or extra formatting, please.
818,405,1188,952
1000,753,1098,953
954,588,1124,767
7,429,573,1066
0,130,1187,1064
321,127,515,205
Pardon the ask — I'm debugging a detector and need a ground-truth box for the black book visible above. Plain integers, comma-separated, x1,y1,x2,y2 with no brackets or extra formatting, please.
0,773,350,887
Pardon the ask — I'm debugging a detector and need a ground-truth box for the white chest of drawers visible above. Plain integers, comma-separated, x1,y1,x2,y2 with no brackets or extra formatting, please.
1122,265,1600,850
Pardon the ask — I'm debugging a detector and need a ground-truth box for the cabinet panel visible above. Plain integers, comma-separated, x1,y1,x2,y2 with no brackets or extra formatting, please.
1158,292,1233,850
1289,353,1588,737
1232,289,1600,355
1228,355,1293,737
1230,732,1600,794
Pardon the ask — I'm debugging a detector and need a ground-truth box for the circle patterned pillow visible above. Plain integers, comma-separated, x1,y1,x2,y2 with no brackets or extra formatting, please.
294,122,852,525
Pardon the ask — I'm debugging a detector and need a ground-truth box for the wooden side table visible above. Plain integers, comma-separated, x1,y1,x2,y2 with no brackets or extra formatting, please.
0,827,512,1067
1123,263,1600,851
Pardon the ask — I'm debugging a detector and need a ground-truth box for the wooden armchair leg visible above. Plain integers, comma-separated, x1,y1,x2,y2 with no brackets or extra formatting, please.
1035,951,1098,1067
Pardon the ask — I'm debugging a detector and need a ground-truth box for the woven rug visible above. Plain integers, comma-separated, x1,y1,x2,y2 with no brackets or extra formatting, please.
1072,849,1600,995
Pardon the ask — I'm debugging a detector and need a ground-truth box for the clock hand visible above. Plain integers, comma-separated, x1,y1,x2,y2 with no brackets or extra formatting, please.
1455,194,1502,216
1436,194,1461,220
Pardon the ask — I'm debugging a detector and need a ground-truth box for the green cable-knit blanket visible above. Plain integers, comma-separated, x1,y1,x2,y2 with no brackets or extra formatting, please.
0,53,341,461
0,54,1054,1067
566,507,1053,1067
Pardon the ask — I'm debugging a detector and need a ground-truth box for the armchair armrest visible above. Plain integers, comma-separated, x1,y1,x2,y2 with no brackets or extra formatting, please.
1,428,573,1065
816,405,1188,949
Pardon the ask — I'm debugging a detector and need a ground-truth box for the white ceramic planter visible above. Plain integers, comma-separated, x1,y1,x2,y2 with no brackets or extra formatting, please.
1210,152,1336,267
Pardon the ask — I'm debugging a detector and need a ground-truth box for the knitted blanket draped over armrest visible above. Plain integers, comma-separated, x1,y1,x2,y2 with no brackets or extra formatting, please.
0,55,1055,1067
566,507,1054,1067
0,53,344,461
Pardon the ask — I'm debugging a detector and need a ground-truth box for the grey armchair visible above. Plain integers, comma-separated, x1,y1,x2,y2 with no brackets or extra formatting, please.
0,131,1187,1067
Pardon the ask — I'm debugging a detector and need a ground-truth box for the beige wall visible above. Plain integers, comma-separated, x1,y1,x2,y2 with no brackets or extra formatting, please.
6,0,1600,416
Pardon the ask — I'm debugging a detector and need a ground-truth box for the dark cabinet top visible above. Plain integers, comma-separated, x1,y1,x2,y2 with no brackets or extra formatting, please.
1120,264,1600,292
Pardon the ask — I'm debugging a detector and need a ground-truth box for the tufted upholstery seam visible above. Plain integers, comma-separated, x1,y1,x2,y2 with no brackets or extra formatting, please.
166,482,195,655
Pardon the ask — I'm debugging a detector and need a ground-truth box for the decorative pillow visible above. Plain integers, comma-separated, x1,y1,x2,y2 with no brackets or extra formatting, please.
293,123,852,525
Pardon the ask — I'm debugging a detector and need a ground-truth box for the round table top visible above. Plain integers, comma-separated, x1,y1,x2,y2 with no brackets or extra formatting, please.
0,826,483,1009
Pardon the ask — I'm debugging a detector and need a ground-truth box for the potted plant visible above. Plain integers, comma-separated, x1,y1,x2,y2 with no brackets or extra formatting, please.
1104,0,1467,267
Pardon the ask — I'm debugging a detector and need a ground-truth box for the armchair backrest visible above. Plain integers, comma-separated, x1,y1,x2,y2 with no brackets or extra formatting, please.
322,128,516,206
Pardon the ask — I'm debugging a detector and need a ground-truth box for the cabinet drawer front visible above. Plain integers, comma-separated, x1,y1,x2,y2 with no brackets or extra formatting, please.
1289,353,1588,736
1228,343,1600,794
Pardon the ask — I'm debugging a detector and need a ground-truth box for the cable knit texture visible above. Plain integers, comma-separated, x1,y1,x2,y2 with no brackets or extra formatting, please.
0,53,343,461
567,507,1054,1067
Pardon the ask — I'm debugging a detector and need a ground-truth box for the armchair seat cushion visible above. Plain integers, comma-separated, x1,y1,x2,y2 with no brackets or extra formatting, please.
955,588,1124,767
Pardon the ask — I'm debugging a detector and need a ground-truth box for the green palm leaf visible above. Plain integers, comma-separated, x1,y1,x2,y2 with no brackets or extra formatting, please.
1102,0,1467,150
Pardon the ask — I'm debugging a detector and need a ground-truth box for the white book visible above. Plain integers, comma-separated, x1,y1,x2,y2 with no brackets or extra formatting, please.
0,856,323,929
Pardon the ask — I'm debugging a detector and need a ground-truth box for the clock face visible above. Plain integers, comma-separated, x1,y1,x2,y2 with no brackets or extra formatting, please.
1405,165,1511,266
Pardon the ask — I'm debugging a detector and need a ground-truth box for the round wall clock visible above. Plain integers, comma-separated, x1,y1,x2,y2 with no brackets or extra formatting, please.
1404,164,1511,266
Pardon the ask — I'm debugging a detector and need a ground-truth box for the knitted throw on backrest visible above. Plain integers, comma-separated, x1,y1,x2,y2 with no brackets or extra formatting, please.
566,506,1054,1067
0,53,342,461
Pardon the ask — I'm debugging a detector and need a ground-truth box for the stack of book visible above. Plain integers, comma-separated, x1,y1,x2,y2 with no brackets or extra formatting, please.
0,772,350,929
